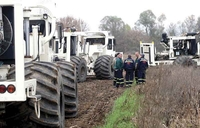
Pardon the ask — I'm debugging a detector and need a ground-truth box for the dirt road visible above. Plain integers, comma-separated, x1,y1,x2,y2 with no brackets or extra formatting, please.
65,76,125,128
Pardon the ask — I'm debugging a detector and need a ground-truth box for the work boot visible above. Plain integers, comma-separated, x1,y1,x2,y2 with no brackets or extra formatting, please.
116,85,119,89
113,81,116,86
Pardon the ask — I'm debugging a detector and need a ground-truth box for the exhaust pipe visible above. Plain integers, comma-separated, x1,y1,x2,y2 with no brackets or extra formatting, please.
23,7,31,57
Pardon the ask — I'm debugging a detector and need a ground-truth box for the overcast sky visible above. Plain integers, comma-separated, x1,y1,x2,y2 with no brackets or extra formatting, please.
23,0,200,31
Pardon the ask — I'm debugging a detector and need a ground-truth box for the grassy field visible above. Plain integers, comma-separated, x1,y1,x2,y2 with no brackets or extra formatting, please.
97,87,140,128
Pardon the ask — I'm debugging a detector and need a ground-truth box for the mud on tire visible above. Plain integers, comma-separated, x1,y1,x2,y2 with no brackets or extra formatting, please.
94,55,114,79
57,61,78,118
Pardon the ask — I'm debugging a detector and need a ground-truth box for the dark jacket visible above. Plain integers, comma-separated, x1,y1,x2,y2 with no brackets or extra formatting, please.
123,57,135,71
137,57,148,71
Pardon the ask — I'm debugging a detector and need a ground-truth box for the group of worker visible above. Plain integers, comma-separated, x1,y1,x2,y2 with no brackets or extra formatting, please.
113,52,148,88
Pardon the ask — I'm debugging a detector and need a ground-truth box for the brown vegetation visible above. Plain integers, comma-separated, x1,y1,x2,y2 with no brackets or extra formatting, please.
136,65,200,128
60,16,89,32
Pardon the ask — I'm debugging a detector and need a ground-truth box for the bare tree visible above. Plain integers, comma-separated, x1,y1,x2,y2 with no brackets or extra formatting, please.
60,16,89,32
167,23,177,36
157,14,166,26
184,15,196,32
177,21,187,35
153,14,167,40
195,17,200,32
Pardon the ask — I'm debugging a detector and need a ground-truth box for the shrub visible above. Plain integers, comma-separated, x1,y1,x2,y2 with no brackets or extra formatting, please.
136,65,200,128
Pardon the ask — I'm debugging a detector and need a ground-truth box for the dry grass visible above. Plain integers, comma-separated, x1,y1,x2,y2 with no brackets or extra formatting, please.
135,65,200,128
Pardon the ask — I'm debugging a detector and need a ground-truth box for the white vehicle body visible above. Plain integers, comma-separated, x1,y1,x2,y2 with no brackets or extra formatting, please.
83,31,116,75
57,31,117,76
140,42,174,66
0,1,40,102
0,1,78,127
140,33,200,66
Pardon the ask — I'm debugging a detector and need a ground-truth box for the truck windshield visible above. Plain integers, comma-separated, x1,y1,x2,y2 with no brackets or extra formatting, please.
86,38,105,45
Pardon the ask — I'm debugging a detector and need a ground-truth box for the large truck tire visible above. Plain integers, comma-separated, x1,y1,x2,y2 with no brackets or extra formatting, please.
70,56,87,82
57,61,78,118
6,62,33,127
94,55,114,79
6,61,65,128
174,56,197,67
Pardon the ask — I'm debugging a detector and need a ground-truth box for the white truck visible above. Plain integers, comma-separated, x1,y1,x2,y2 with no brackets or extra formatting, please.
54,30,117,82
0,1,77,127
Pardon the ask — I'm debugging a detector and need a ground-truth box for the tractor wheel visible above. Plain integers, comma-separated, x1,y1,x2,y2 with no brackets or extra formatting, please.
6,62,33,127
174,56,197,67
29,61,65,128
94,55,114,79
57,61,78,118
70,56,87,82
6,61,65,128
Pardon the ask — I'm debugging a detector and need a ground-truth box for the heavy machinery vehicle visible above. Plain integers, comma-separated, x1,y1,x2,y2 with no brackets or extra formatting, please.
54,31,88,82
140,32,200,66
56,31,117,82
84,31,116,79
0,1,77,127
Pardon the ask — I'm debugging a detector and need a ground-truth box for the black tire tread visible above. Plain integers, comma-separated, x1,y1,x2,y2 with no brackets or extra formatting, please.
57,61,78,118
29,61,61,127
174,56,197,67
6,61,63,128
94,55,114,79
70,56,87,82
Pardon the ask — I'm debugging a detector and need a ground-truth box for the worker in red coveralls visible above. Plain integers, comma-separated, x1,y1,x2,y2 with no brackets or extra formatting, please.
137,53,148,84
123,55,135,87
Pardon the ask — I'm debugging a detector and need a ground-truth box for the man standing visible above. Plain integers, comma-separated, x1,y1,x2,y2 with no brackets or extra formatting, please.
134,52,140,84
124,55,135,87
114,53,124,88
137,53,148,84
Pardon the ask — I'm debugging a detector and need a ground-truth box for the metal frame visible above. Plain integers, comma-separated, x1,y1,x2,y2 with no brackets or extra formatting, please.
0,1,40,118
0,2,27,101
140,34,200,66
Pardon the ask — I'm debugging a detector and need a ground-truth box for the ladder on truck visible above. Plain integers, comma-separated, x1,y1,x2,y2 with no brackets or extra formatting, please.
140,41,173,66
